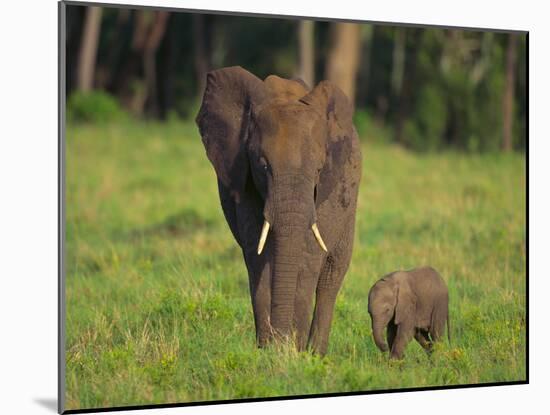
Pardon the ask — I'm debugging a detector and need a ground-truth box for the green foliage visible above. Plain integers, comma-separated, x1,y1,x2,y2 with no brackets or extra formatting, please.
65,121,526,410
353,109,392,144
404,84,447,151
218,16,298,80
370,29,527,153
66,3,526,152
67,90,127,123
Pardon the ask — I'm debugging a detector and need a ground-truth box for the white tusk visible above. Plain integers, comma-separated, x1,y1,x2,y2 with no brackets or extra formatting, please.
311,223,328,252
257,221,270,255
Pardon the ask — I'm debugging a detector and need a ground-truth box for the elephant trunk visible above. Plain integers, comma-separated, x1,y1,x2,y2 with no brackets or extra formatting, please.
268,174,315,339
372,320,389,352
270,229,304,337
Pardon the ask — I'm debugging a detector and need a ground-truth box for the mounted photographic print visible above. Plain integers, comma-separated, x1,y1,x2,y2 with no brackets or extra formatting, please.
59,1,528,413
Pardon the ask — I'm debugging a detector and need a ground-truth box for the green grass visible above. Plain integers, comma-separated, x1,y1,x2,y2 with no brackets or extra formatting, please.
65,119,526,410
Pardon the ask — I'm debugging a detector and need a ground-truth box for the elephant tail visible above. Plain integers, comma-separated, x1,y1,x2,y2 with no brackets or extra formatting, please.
446,312,451,345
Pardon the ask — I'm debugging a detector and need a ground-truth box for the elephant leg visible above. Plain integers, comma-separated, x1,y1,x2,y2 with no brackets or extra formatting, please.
386,321,397,351
244,250,272,347
293,270,317,351
307,278,340,355
390,323,415,359
414,329,432,351
430,302,448,343
307,235,353,354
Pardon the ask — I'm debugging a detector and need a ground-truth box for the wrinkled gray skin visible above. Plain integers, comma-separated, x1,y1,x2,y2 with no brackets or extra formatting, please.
368,267,450,359
196,66,361,355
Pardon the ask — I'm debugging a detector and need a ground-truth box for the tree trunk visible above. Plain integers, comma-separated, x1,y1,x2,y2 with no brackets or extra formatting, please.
193,14,210,97
325,23,361,102
143,11,169,117
394,29,421,144
76,6,102,92
391,28,406,98
158,17,176,118
122,10,169,116
101,9,131,91
298,20,315,88
356,25,374,105
503,33,518,152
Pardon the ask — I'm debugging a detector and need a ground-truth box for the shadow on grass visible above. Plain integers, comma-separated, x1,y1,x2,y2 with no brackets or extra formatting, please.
125,208,216,240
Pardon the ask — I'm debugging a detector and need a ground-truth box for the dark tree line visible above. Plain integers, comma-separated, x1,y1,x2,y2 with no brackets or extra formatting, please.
66,5,527,152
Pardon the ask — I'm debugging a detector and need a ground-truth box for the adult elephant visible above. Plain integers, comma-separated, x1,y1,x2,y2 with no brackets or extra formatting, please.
196,66,361,355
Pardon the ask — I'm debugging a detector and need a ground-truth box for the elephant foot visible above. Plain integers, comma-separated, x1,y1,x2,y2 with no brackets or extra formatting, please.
390,349,404,360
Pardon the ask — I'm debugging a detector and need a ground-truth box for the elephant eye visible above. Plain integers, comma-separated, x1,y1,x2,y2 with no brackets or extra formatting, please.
259,157,269,171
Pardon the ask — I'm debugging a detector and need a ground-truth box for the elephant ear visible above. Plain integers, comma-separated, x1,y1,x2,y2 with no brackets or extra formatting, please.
394,278,417,326
299,81,357,207
196,66,267,199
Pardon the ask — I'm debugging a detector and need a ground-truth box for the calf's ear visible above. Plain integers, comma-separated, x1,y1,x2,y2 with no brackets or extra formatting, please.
394,280,416,326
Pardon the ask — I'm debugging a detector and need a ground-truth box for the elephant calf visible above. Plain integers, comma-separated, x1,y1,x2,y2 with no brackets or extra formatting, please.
368,267,450,359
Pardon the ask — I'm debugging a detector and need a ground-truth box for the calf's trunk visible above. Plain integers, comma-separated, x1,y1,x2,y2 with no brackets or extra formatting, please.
372,320,389,352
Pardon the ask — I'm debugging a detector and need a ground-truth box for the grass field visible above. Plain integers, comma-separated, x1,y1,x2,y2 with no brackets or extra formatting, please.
64,119,526,410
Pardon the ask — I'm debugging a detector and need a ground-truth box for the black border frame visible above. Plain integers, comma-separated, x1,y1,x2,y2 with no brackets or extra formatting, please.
58,1,529,413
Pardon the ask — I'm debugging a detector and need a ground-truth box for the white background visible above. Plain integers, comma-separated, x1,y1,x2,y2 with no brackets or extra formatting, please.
0,0,544,413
